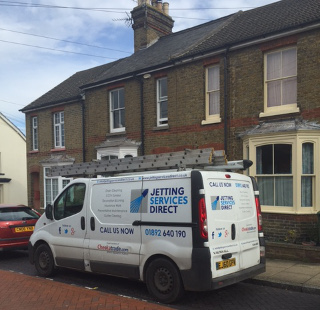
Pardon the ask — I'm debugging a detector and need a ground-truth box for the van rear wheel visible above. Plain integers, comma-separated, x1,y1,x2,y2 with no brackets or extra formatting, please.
146,258,184,304
34,244,55,277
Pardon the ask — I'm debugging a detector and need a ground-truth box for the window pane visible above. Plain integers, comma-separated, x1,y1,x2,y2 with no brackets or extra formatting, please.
160,100,168,119
301,176,313,207
256,145,273,174
257,177,274,205
113,110,120,128
267,80,281,107
54,113,60,124
209,92,220,115
111,91,119,110
282,48,297,77
159,78,167,98
52,179,59,200
119,88,125,108
274,144,292,174
267,51,281,80
55,126,60,146
208,66,219,91
275,176,293,206
302,143,314,174
61,123,65,147
45,179,52,204
282,77,297,105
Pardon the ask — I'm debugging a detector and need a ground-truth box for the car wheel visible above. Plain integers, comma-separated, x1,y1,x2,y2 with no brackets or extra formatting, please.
34,244,55,277
146,258,184,304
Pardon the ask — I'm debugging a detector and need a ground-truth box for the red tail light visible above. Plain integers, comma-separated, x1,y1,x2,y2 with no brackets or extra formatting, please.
198,198,208,240
255,195,263,231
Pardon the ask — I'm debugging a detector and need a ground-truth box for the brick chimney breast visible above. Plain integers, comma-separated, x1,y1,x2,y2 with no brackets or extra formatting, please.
131,1,174,52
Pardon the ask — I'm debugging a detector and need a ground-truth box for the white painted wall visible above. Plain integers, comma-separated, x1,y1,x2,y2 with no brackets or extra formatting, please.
0,113,27,205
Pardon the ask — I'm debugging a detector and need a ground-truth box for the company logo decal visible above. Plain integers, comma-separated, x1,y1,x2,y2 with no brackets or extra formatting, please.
97,244,129,255
130,189,148,213
130,187,189,214
59,224,75,235
211,196,235,210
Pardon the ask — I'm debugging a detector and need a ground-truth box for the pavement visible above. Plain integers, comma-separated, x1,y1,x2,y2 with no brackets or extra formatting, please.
0,259,319,310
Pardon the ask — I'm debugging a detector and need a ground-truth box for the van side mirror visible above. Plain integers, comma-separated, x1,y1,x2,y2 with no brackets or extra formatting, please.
45,204,54,220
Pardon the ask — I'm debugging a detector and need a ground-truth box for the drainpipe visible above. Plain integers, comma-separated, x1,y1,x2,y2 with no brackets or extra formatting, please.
138,74,151,156
224,48,229,156
139,78,145,156
81,92,86,162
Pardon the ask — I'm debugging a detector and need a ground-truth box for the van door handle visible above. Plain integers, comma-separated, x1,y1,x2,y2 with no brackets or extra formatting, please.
81,216,85,230
231,223,236,240
90,217,95,231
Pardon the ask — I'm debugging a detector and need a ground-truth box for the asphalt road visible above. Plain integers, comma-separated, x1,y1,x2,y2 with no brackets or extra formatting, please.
1,250,320,310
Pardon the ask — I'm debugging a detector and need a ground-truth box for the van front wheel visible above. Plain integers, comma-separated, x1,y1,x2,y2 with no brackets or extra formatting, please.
146,258,184,304
34,244,55,277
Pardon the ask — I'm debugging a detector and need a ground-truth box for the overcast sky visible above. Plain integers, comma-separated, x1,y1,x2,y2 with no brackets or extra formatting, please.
0,0,279,134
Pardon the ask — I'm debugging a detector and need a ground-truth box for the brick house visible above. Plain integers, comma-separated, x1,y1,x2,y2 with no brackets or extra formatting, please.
21,0,320,243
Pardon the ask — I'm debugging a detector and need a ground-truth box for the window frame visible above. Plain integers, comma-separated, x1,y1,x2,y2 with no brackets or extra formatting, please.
156,77,168,127
32,116,38,151
110,87,125,133
53,111,65,148
202,64,221,125
43,167,72,208
260,46,299,118
243,134,320,214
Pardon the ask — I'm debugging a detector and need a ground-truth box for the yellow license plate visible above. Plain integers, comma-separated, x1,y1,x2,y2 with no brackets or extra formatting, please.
14,226,34,233
216,258,236,270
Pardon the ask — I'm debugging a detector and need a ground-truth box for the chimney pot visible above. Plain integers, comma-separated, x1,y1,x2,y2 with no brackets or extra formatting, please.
163,2,169,15
156,0,162,11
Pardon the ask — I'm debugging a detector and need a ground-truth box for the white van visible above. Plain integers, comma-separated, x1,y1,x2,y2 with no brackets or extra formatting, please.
29,168,265,303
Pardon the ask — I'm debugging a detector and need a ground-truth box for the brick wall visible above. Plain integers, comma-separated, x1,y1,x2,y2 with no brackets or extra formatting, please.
263,213,319,243
24,28,320,211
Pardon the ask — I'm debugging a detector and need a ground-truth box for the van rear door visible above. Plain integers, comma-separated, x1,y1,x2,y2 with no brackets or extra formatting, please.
202,171,260,278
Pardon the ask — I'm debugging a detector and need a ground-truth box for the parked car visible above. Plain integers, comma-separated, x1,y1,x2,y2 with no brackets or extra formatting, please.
0,204,40,251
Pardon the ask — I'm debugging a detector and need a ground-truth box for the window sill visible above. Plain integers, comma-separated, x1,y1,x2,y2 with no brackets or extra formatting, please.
261,206,317,215
153,125,169,131
259,107,300,118
51,148,66,152
107,131,127,137
28,150,39,154
201,117,221,125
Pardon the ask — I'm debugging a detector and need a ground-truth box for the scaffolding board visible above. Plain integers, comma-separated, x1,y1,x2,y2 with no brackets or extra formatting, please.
50,149,250,177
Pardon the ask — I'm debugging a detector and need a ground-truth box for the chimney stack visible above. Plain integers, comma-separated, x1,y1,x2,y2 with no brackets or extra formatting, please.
131,0,174,52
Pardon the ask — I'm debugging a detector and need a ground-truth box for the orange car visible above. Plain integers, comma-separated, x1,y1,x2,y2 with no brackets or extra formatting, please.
0,204,40,251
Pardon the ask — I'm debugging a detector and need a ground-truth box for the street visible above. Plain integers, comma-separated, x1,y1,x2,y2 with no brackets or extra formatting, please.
1,250,320,310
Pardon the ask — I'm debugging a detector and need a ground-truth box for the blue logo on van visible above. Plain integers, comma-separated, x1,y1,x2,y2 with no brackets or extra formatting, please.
211,196,220,210
130,189,148,213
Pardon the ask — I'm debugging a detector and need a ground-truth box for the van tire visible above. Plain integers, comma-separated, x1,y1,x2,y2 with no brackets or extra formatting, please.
146,258,184,304
34,244,55,277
